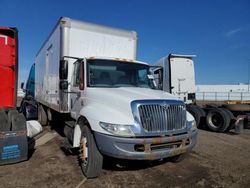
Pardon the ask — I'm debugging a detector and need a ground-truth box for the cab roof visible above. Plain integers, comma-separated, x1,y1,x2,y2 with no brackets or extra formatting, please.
86,56,149,65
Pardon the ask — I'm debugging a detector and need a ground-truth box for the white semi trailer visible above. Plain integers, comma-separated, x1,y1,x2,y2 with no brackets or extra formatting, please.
153,54,241,133
34,18,197,178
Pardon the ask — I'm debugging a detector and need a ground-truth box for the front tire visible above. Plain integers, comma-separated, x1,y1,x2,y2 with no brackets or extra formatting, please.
38,104,47,126
79,126,103,178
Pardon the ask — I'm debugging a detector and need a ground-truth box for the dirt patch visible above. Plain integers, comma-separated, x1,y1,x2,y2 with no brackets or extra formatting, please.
0,129,249,188
84,155,216,188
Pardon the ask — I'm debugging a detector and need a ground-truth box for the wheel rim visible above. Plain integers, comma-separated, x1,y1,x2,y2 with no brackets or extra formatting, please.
80,137,88,167
209,112,223,129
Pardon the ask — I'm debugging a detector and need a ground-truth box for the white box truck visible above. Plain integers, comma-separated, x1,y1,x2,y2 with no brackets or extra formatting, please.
34,18,197,178
153,54,242,133
154,54,197,104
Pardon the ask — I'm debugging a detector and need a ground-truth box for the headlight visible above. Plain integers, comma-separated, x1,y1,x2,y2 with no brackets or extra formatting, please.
99,122,135,137
187,120,197,131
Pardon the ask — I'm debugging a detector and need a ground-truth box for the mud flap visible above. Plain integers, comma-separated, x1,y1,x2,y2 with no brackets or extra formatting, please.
0,112,28,165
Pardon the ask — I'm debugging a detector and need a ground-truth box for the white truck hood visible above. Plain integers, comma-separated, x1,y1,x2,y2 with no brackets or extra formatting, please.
84,87,181,123
87,87,179,108
80,87,193,135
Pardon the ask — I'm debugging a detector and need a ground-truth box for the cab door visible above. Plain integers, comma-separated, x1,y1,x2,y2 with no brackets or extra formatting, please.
70,60,85,119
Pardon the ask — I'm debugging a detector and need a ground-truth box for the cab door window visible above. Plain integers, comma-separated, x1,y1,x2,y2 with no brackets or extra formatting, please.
72,62,80,87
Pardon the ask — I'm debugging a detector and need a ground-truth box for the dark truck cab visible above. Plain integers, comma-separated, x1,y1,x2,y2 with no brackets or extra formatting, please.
20,63,37,120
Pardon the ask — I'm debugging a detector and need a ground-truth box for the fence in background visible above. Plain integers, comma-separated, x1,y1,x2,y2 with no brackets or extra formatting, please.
196,92,250,101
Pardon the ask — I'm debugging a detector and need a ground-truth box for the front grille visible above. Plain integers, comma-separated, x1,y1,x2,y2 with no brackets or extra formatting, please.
138,103,186,133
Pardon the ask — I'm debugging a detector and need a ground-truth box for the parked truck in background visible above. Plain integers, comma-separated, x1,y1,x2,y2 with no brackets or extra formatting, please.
153,54,248,133
20,63,37,120
28,17,198,178
0,27,18,109
0,27,28,164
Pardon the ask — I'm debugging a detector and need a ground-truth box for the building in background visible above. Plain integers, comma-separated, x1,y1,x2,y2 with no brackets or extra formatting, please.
196,84,250,101
196,83,249,92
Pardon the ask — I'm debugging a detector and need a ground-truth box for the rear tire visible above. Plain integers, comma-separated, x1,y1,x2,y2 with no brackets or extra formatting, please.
193,105,206,128
79,126,103,178
206,108,230,132
187,105,201,126
221,108,234,131
38,104,47,126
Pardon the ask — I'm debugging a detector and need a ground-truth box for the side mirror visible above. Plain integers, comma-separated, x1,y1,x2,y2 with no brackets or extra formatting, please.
158,69,163,85
60,80,69,90
79,61,84,90
21,82,24,89
59,60,68,79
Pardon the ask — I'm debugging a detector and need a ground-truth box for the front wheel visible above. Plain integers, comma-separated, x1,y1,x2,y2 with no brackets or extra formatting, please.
38,104,47,126
79,126,103,178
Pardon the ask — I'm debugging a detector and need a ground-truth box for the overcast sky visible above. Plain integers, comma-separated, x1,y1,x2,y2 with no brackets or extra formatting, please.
1,0,250,85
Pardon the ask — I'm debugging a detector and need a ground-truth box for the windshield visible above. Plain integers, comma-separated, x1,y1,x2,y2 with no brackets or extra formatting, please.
87,59,155,89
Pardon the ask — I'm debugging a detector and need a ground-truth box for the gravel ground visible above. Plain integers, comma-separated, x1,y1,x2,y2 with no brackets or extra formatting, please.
0,128,249,188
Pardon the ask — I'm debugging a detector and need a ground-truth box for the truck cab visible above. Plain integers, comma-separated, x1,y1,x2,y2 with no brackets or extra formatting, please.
20,63,37,120
61,56,198,178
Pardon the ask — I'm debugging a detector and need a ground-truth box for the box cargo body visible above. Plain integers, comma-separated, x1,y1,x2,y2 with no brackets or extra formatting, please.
155,54,196,104
35,17,137,113
0,27,18,108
